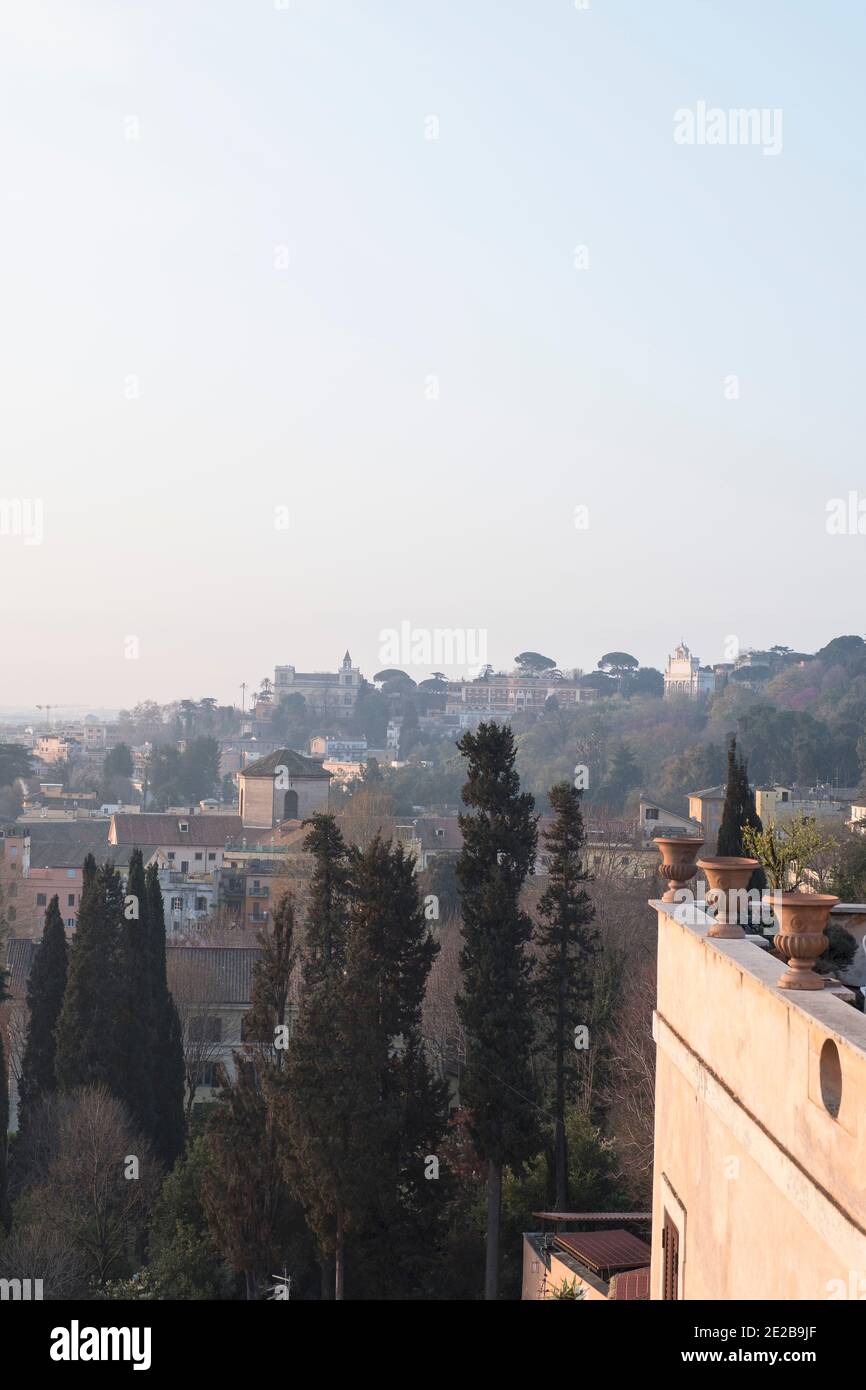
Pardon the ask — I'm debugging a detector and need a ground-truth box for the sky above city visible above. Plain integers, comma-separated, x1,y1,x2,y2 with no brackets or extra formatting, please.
2,0,865,710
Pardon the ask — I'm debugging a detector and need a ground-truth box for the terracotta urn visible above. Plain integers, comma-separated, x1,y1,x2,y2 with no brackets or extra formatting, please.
696,856,759,939
655,836,705,903
772,892,840,990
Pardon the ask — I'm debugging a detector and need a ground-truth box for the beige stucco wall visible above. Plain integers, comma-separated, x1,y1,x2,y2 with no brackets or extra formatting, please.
651,900,866,1300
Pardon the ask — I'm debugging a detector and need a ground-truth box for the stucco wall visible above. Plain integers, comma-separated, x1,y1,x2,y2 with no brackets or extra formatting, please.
651,901,866,1300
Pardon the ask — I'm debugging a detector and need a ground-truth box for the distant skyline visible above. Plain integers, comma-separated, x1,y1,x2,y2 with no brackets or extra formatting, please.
3,1,866,705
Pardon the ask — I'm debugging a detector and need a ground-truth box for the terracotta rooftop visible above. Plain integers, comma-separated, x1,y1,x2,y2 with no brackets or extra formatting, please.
111,813,242,846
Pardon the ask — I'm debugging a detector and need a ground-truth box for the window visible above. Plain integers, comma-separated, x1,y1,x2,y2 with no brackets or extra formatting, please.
195,896,207,911
171,897,183,911
67,868,75,877
645,807,659,820
781,791,789,803
179,820,189,833
36,893,47,906
195,851,203,861
208,852,216,861
7,882,16,897
180,861,189,873
68,894,75,906
168,851,175,861
189,1015,222,1043
66,918,74,929
195,1063,219,1089
662,1212,680,1300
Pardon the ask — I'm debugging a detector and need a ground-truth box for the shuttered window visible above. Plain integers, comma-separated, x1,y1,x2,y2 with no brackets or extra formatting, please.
662,1211,680,1300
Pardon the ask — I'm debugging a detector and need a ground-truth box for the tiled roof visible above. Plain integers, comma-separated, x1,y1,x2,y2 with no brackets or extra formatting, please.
166,946,261,1006
4,936,36,998
111,814,243,847
240,749,330,780
4,938,262,1008
610,1266,651,1300
26,821,112,868
554,1229,652,1279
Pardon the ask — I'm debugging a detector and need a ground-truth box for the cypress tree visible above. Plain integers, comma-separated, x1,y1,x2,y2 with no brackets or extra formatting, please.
0,963,10,1232
717,736,767,894
117,850,156,1144
245,893,296,1065
456,721,541,1300
535,783,598,1211
280,819,353,1298
146,863,186,1168
56,857,124,1094
17,894,68,1135
343,836,449,1298
203,895,298,1300
300,814,351,987
282,835,448,1300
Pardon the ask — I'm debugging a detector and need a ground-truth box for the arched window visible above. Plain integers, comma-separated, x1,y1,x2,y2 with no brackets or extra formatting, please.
282,789,299,821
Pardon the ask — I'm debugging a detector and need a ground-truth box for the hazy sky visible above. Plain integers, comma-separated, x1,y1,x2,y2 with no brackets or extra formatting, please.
2,0,865,710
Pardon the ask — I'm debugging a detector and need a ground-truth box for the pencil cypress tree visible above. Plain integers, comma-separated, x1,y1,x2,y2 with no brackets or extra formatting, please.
56,857,124,1094
0,963,10,1232
117,850,156,1144
456,721,541,1300
341,836,449,1297
535,783,598,1211
17,894,68,1135
717,736,767,893
279,820,354,1298
146,862,186,1167
300,814,351,988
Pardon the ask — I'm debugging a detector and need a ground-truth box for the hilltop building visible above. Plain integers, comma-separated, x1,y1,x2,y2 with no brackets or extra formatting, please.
273,651,361,717
663,643,715,698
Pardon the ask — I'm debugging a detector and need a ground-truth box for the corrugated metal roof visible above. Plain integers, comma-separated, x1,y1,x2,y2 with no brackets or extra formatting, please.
555,1229,652,1278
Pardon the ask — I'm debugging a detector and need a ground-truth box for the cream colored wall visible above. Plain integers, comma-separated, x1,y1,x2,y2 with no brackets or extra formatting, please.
651,901,866,1300
240,777,276,829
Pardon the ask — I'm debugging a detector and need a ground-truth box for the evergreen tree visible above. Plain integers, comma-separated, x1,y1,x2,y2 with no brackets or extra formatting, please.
603,740,641,811
340,837,448,1297
56,857,124,1095
280,832,448,1299
300,814,351,988
17,895,68,1135
535,783,598,1210
116,850,155,1144
717,736,767,894
245,892,296,1067
203,893,306,1301
0,963,10,1232
456,722,541,1300
145,863,186,1168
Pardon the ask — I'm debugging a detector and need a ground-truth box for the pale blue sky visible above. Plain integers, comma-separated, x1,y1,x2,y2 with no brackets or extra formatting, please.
2,1,865,708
